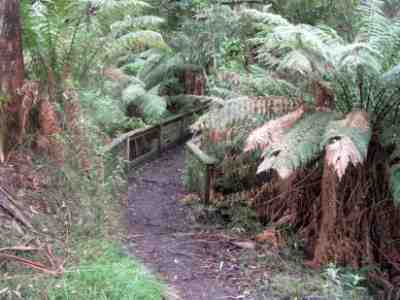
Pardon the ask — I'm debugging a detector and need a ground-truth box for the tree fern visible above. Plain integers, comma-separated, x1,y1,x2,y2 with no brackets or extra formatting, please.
250,1,400,86
138,52,185,90
23,0,106,86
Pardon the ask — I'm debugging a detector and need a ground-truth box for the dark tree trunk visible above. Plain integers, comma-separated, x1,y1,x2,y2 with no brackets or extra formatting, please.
0,0,25,154
184,70,205,96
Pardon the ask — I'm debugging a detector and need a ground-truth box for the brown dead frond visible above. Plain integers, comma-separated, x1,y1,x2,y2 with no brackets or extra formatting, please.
17,80,40,144
325,110,370,180
243,103,309,153
103,67,131,82
38,98,64,165
325,136,364,180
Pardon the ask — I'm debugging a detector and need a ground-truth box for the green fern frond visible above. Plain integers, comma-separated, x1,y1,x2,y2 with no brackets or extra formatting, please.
382,64,400,85
336,43,383,74
139,53,187,90
356,0,400,67
240,7,290,26
111,16,164,35
117,30,168,51
209,86,240,99
240,65,300,97
122,84,146,105
137,93,167,121
92,0,150,12
251,2,400,84
278,50,313,77
257,112,336,178
122,82,166,121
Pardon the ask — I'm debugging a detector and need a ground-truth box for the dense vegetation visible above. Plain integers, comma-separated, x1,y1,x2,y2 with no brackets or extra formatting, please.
1,0,400,299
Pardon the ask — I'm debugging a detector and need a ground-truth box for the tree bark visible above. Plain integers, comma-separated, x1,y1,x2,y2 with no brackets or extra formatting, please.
0,0,25,159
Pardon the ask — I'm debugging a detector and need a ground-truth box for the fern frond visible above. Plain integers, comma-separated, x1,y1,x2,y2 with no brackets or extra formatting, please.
251,2,400,87
122,84,146,105
382,64,400,85
336,43,383,74
111,16,164,35
116,30,169,51
142,54,184,89
209,86,240,99
278,50,313,77
257,112,336,178
192,96,301,134
240,65,300,97
137,93,166,121
356,0,400,67
240,7,289,26
122,82,166,121
322,111,371,180
91,0,150,12
244,104,309,153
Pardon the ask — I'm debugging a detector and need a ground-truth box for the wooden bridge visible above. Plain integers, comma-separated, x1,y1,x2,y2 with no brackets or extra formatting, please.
105,95,300,204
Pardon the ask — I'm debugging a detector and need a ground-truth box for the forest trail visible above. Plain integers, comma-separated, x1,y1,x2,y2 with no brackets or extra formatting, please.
127,146,246,300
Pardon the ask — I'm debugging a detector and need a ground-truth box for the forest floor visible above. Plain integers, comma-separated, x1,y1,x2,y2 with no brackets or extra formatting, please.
127,146,328,300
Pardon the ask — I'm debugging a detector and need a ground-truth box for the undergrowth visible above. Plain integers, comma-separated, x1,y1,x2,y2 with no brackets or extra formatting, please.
0,128,166,299
0,240,165,300
47,239,165,300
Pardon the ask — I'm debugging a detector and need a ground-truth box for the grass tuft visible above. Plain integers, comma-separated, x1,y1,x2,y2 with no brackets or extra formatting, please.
47,240,165,300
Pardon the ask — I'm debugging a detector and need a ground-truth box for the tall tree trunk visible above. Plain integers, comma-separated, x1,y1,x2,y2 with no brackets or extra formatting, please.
0,0,25,161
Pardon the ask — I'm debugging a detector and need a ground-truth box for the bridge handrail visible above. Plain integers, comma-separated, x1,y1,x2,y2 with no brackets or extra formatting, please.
103,98,213,164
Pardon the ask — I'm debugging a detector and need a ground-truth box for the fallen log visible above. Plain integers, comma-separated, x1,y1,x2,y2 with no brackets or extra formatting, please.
0,186,33,229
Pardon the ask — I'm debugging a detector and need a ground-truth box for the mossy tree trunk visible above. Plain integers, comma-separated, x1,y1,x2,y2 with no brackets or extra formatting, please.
0,0,25,161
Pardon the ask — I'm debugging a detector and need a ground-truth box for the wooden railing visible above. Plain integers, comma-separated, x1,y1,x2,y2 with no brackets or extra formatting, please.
104,101,211,167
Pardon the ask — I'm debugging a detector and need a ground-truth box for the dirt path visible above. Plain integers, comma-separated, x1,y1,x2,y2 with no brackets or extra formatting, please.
127,147,245,300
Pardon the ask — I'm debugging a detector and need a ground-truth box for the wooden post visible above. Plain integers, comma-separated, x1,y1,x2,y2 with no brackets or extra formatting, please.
180,118,185,141
186,142,218,205
157,124,162,155
205,165,213,205
134,138,139,160
126,137,130,161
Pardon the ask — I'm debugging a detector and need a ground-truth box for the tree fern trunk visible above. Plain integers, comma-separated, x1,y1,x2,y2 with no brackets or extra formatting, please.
0,0,25,158
313,81,334,110
184,70,205,95
312,160,338,266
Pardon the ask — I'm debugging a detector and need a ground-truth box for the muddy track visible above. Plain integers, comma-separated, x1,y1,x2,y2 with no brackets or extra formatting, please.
127,146,243,300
